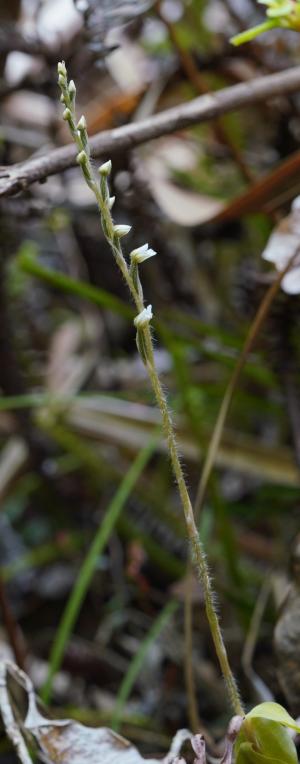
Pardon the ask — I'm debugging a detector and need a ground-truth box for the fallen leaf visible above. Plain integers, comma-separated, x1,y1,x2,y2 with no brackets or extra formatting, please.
0,661,188,764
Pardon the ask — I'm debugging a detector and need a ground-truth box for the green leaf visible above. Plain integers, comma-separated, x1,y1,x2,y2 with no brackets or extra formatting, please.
247,702,300,732
235,717,298,764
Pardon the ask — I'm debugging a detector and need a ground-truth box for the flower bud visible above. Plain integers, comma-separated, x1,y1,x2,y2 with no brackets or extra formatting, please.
99,160,112,177
108,196,115,209
58,61,67,77
76,150,87,165
68,80,76,100
77,115,87,131
63,108,72,121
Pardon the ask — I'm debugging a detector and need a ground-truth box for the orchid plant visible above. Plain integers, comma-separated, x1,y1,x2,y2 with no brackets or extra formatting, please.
231,0,300,45
57,62,300,763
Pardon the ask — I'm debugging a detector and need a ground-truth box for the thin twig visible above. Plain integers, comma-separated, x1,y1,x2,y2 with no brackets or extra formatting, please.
1,65,300,196
194,255,298,518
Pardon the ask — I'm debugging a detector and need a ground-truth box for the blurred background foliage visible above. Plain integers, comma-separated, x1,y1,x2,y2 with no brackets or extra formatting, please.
1,0,300,759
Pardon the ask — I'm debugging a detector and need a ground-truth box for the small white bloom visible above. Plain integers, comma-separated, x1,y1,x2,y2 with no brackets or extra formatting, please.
99,160,112,176
130,244,156,264
134,305,153,328
77,115,86,131
113,224,131,237
109,196,115,209
131,243,149,256
58,74,66,87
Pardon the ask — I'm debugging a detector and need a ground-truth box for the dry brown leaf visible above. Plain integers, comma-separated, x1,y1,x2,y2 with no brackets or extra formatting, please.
0,661,189,764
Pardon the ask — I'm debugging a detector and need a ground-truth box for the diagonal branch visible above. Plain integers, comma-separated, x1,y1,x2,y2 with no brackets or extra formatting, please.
1,65,300,197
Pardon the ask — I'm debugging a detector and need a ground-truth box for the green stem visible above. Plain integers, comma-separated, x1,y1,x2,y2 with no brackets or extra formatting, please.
57,63,244,716
230,20,277,46
142,325,243,715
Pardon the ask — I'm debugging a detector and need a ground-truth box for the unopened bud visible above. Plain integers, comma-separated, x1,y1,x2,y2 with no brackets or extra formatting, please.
58,61,67,77
77,115,87,131
99,160,112,176
63,108,72,121
77,150,87,165
68,80,76,99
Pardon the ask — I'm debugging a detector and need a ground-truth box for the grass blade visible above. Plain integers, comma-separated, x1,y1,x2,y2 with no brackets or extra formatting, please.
112,599,178,731
42,435,158,703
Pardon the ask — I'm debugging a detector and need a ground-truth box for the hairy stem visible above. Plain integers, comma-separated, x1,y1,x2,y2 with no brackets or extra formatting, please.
57,61,244,717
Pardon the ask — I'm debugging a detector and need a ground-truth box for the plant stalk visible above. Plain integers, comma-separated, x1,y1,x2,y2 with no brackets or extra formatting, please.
57,62,244,716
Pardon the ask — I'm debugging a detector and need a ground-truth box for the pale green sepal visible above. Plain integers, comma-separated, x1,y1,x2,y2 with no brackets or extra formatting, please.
247,701,300,732
235,716,298,764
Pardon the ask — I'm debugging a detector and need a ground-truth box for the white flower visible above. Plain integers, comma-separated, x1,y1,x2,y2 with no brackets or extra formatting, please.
113,224,131,237
130,244,157,264
134,305,153,328
108,196,115,209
